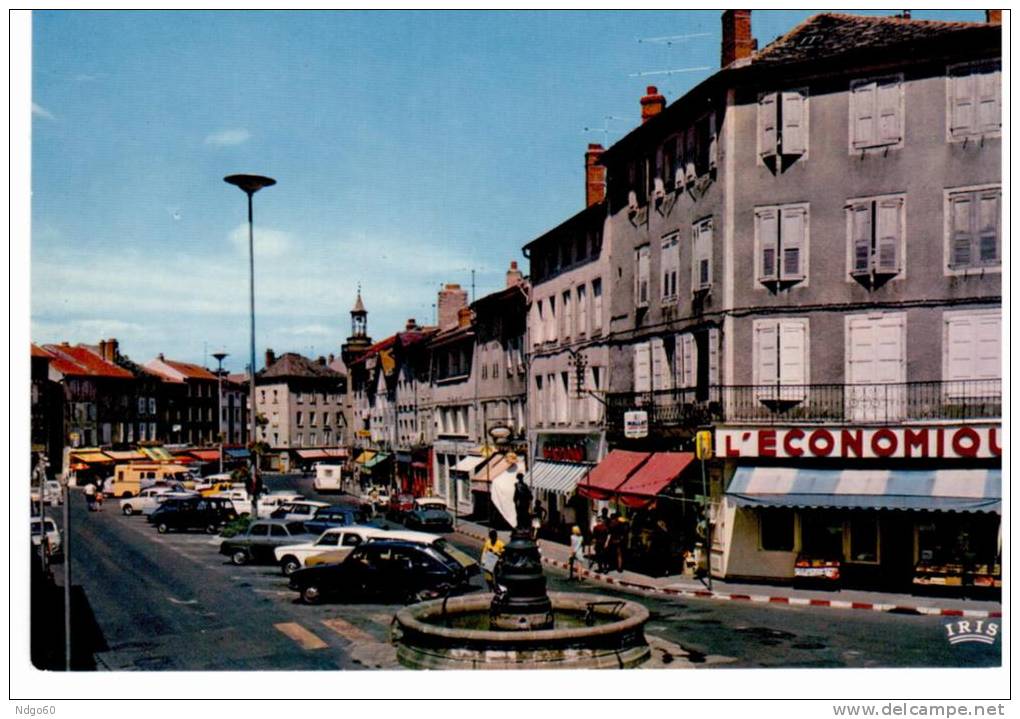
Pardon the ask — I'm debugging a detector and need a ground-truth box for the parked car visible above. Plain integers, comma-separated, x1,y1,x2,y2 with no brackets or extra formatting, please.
148,496,238,534
255,492,306,518
367,529,479,575
275,525,389,575
403,497,454,533
386,493,416,520
302,503,382,535
120,486,175,516
208,489,252,516
269,500,329,523
359,486,391,510
288,540,473,605
42,480,64,506
31,516,62,559
218,519,316,566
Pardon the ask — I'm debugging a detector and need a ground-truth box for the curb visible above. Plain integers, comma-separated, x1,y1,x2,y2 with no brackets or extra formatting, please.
456,526,1002,620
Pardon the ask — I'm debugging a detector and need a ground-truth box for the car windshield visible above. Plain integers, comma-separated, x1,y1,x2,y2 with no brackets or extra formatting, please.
31,520,56,534
424,546,459,572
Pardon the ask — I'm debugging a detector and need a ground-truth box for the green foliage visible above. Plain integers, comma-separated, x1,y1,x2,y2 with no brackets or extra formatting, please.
219,515,252,538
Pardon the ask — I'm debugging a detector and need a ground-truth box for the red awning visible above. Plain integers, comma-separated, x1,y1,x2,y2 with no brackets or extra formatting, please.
576,450,650,501
411,461,428,470
324,448,349,459
296,449,331,460
189,449,222,462
616,452,696,508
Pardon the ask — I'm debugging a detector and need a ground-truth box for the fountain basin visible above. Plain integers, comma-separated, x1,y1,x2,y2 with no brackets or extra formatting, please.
392,592,650,670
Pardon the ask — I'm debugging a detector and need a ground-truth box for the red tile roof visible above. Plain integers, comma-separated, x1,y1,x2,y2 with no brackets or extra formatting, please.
42,344,135,379
161,358,218,381
31,344,52,359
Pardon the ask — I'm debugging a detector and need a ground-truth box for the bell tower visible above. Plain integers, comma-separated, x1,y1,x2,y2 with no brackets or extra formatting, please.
342,285,372,365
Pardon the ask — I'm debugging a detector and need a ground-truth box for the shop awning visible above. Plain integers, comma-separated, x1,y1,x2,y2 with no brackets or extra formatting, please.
616,452,696,508
104,450,147,461
325,448,349,459
727,467,1001,514
354,450,377,465
70,451,113,464
188,449,222,462
225,448,250,460
362,452,391,470
576,450,650,501
411,461,429,470
140,447,175,461
528,460,592,496
296,449,332,460
451,455,484,475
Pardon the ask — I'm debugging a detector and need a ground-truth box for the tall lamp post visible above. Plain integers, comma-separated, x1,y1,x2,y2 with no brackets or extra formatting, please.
212,352,228,474
224,174,276,519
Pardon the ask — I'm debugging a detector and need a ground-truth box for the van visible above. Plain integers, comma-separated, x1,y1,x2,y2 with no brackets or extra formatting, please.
109,463,192,498
313,464,344,492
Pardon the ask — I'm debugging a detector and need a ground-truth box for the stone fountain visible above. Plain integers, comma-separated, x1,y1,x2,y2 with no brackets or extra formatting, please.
392,475,650,669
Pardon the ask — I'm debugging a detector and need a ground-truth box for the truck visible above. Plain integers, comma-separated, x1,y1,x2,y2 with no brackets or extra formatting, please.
312,463,345,493
108,463,193,498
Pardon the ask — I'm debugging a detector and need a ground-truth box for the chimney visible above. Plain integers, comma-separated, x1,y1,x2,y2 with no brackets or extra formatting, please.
406,318,418,331
99,340,108,360
721,10,754,68
317,356,326,366
986,9,1001,23
585,143,606,206
457,307,473,328
328,353,335,364
106,338,119,362
505,260,523,287
265,349,275,368
640,86,666,124
437,283,468,330
158,352,164,360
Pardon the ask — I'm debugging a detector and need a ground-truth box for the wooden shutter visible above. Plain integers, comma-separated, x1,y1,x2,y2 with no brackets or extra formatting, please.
679,334,696,389
876,78,901,144
651,337,671,391
707,327,720,387
781,90,807,155
951,72,975,136
780,206,806,279
850,201,873,273
576,285,587,335
973,312,1002,380
976,68,1000,133
753,323,778,386
685,126,697,182
694,219,713,289
633,341,651,393
533,301,543,345
779,320,807,386
852,81,877,148
977,190,1000,264
592,279,602,331
950,193,974,268
708,112,718,170
875,198,902,273
758,92,778,157
757,208,779,280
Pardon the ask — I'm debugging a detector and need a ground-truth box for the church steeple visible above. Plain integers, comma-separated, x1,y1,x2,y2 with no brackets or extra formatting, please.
342,285,372,366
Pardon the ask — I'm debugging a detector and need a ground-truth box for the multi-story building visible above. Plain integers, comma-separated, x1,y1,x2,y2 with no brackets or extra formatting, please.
588,10,1000,589
145,354,220,445
30,345,62,465
218,374,248,447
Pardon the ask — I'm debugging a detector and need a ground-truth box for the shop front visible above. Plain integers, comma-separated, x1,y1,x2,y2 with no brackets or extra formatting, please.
396,450,433,496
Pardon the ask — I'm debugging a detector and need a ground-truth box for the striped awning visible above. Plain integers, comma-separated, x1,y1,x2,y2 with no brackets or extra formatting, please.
616,452,696,508
354,450,376,465
70,451,113,464
105,450,147,461
727,467,1001,514
528,460,591,496
141,447,174,461
362,452,391,469
576,450,650,501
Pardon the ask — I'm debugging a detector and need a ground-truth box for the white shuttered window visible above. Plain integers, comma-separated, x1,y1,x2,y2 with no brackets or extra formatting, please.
846,195,904,276
635,246,650,307
850,75,903,149
661,233,679,301
946,186,1001,271
633,341,651,393
692,218,713,291
753,319,809,399
650,337,671,391
948,62,1001,139
756,204,808,284
675,334,697,389
943,310,1001,383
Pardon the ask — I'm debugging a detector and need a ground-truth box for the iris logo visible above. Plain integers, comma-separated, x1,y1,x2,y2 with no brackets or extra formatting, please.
944,619,999,645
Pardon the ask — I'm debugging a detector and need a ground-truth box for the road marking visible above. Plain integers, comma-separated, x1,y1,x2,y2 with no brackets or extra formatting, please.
252,588,293,597
274,622,328,650
321,617,378,645
167,596,198,605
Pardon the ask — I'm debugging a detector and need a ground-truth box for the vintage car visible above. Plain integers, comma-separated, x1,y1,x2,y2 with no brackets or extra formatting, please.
403,497,454,533
274,525,389,575
218,519,317,566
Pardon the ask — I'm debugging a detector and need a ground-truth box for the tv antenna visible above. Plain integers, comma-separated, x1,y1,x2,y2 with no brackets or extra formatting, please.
582,115,629,147
633,31,714,96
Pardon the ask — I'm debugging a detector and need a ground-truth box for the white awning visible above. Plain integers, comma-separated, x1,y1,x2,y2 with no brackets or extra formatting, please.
727,467,1001,514
527,460,592,496
451,455,484,475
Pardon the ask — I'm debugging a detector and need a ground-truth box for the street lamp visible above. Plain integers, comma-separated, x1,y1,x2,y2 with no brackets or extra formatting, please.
212,352,228,474
224,173,276,519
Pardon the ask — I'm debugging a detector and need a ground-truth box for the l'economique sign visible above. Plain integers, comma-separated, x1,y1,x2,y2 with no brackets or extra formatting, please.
717,426,1001,459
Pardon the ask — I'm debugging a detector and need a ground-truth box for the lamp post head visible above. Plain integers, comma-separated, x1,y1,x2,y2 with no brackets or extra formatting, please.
224,174,276,195
212,351,229,363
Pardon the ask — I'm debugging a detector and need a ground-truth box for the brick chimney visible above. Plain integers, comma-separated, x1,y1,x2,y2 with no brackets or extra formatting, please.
585,143,606,206
265,349,275,368
986,9,1001,23
437,283,468,330
105,338,119,362
317,356,326,366
640,86,666,124
721,10,754,68
505,260,523,287
457,307,473,328
99,340,108,360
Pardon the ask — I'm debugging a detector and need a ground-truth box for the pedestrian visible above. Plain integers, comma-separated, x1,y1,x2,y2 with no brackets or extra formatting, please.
568,526,585,581
608,513,628,573
480,529,505,590
531,499,546,540
95,487,104,512
591,514,609,573
84,481,96,511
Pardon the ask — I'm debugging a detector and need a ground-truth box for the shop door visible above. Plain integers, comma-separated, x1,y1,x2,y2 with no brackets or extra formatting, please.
845,314,906,422
880,516,915,591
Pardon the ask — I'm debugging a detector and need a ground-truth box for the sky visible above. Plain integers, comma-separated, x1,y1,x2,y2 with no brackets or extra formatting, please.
28,9,988,373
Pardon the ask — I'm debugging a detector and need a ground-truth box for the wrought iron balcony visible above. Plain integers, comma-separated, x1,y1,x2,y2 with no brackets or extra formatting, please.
606,379,1001,431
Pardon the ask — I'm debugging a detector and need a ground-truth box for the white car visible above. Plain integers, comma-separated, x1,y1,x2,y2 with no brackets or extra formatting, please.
31,516,62,558
42,480,63,505
269,500,329,522
255,493,306,518
209,489,252,516
274,525,389,575
120,487,175,516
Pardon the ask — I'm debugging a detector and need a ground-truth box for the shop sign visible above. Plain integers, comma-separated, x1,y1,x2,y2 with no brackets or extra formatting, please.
537,433,599,462
624,411,648,439
356,430,372,438
717,426,1001,459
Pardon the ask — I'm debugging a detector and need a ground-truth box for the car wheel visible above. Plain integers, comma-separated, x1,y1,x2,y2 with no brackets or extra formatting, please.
301,585,322,605
122,491,133,499
206,523,219,535
157,523,169,534
122,505,134,516
281,557,301,576
231,550,248,566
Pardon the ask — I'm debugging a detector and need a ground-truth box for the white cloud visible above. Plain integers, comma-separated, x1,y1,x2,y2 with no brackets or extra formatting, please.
32,103,55,120
204,128,251,146
228,224,293,258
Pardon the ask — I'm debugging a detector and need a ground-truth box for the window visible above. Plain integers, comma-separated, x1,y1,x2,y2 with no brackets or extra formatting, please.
760,509,794,552
847,517,879,563
758,89,808,162
586,366,603,423
534,375,544,425
533,300,544,346
660,233,679,301
661,135,678,191
576,285,588,336
674,333,696,389
753,318,809,400
296,411,303,426
943,309,1001,385
755,204,808,285
296,433,303,447
148,398,156,414
547,295,557,343
633,341,650,393
846,195,904,278
309,411,317,426
650,337,672,391
945,185,1001,272
947,61,1001,140
591,279,603,332
850,75,903,150
270,525,289,538
558,372,570,423
250,524,270,537
274,389,280,404
561,290,573,340
137,397,145,414
309,433,317,446
634,245,650,308
692,218,713,292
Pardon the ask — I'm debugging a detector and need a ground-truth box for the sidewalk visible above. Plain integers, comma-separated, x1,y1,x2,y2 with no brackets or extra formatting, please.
454,519,1002,619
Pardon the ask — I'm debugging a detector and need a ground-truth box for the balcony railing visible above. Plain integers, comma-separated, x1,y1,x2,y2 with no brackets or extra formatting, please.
606,380,1001,430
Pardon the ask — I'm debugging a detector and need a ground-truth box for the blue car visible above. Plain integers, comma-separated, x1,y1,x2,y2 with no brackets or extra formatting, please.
404,498,454,533
303,503,385,535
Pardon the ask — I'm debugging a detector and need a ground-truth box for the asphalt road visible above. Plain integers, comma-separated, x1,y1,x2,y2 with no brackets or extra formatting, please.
51,473,1001,671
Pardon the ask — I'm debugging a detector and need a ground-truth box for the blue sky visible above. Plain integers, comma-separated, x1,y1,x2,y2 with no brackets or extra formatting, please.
29,9,987,372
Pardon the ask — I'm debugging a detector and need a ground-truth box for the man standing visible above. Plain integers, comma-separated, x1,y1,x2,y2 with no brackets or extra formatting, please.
84,481,96,512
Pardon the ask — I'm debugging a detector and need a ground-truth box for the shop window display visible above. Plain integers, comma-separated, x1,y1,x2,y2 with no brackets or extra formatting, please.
847,515,879,563
759,509,794,552
914,517,1001,589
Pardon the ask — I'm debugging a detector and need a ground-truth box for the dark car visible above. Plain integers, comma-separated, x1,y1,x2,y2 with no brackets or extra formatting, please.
302,503,384,535
148,496,237,534
386,493,416,521
287,540,472,605
218,519,317,566
404,500,454,533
